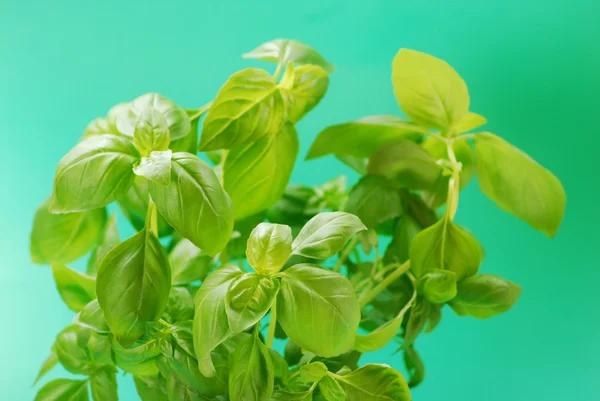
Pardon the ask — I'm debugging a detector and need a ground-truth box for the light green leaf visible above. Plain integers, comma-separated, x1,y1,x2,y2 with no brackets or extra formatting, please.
281,64,329,123
133,150,172,186
292,212,366,259
51,264,96,312
149,152,234,256
454,111,487,133
384,216,422,265
54,325,92,374
277,264,360,357
31,200,106,265
228,335,274,401
307,116,423,160
223,122,299,219
169,238,215,286
474,132,566,237
83,117,114,138
163,287,195,323
166,375,208,401
86,331,113,366
336,155,368,175
243,39,335,73
409,216,483,280
344,175,403,228
319,375,345,401
225,273,279,333
336,364,411,401
417,269,457,304
450,274,522,319
117,93,190,141
33,347,58,385
246,222,293,274
112,337,161,376
133,375,169,401
272,388,315,401
199,68,285,151
193,263,243,377
50,134,139,213
133,106,170,156
90,366,118,401
34,378,89,401
392,48,469,130
299,361,328,382
85,211,120,276
96,208,171,346
74,299,109,334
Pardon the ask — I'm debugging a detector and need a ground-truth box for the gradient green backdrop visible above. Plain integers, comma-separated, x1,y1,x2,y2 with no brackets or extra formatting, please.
1,0,598,399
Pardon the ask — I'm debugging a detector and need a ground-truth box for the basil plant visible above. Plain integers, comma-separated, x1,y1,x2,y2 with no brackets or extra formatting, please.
30,39,566,401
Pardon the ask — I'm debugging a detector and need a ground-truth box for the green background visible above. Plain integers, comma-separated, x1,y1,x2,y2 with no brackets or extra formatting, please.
1,0,598,399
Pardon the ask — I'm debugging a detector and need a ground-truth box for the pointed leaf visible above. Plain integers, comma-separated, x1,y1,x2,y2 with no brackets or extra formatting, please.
34,378,89,401
281,64,329,123
243,39,334,73
450,274,522,319
344,175,403,228
51,264,96,312
228,335,274,401
336,364,411,401
246,222,293,274
90,366,118,401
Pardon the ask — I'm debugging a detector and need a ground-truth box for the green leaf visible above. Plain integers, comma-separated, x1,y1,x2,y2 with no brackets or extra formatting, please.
384,217,421,265
299,361,328,382
417,269,457,304
336,155,367,175
223,122,299,219
344,175,403,228
50,134,139,213
86,332,113,366
117,93,191,141
133,106,170,156
367,139,441,190
292,212,366,259
266,185,318,229
246,222,293,274
163,287,195,323
96,213,171,346
454,111,487,133
243,39,335,73
73,299,109,334
51,264,96,312
30,200,106,265
170,109,200,154
113,337,161,376
403,297,430,348
336,364,411,401
449,274,522,319
307,116,423,160
54,325,92,375
133,150,173,186
133,375,169,401
403,346,425,388
33,347,58,385
272,388,314,401
169,238,215,286
281,64,329,123
34,378,89,401
166,375,209,401
90,366,118,401
228,335,274,401
409,216,483,280
269,348,289,380
86,211,120,275
392,48,469,131
199,68,285,151
474,132,566,237
318,375,345,401
277,264,360,357
83,117,114,138
149,152,234,256
193,263,243,377
225,273,279,333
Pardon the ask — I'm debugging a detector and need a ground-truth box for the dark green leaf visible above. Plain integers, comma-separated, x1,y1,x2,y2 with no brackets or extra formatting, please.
284,340,303,367
117,177,172,237
87,331,113,366
417,269,457,304
243,39,335,73
267,185,317,229
403,297,430,348
34,378,89,401
112,337,162,376
90,366,118,401
225,273,280,333
51,264,96,312
403,346,425,388
166,375,210,401
134,375,169,401
246,222,293,274
344,175,403,228
450,274,522,319
384,217,421,265
228,335,274,401
336,364,411,401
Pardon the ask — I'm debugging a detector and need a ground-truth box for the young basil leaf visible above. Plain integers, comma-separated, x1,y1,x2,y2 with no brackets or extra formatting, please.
163,287,194,323
474,132,566,237
133,150,173,186
112,337,162,376
392,48,469,131
299,361,328,383
280,64,329,123
97,222,171,346
34,378,89,401
30,200,106,265
454,111,487,133
403,346,425,388
193,263,243,377
169,238,215,286
277,264,360,357
117,176,172,237
409,216,483,280
384,217,421,265
292,212,366,259
51,264,96,312
243,39,335,73
132,106,170,156
417,269,457,304
246,222,293,274
74,299,109,334
33,347,58,385
228,335,274,401
225,273,279,333
223,122,299,219
403,297,430,348
117,93,190,141
318,375,345,401
50,134,139,213
149,152,234,256
367,139,441,190
54,325,92,375
90,366,118,401
344,175,403,228
134,375,169,401
307,116,423,160
336,364,411,401
199,68,285,151
450,274,522,319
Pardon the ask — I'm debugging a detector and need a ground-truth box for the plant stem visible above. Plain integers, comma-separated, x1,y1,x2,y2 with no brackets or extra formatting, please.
358,260,411,307
334,236,359,272
266,301,277,348
188,101,213,121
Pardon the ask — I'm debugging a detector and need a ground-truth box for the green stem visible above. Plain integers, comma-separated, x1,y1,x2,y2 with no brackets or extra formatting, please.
266,301,277,348
188,101,213,121
334,236,359,272
358,260,411,307
445,140,461,220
